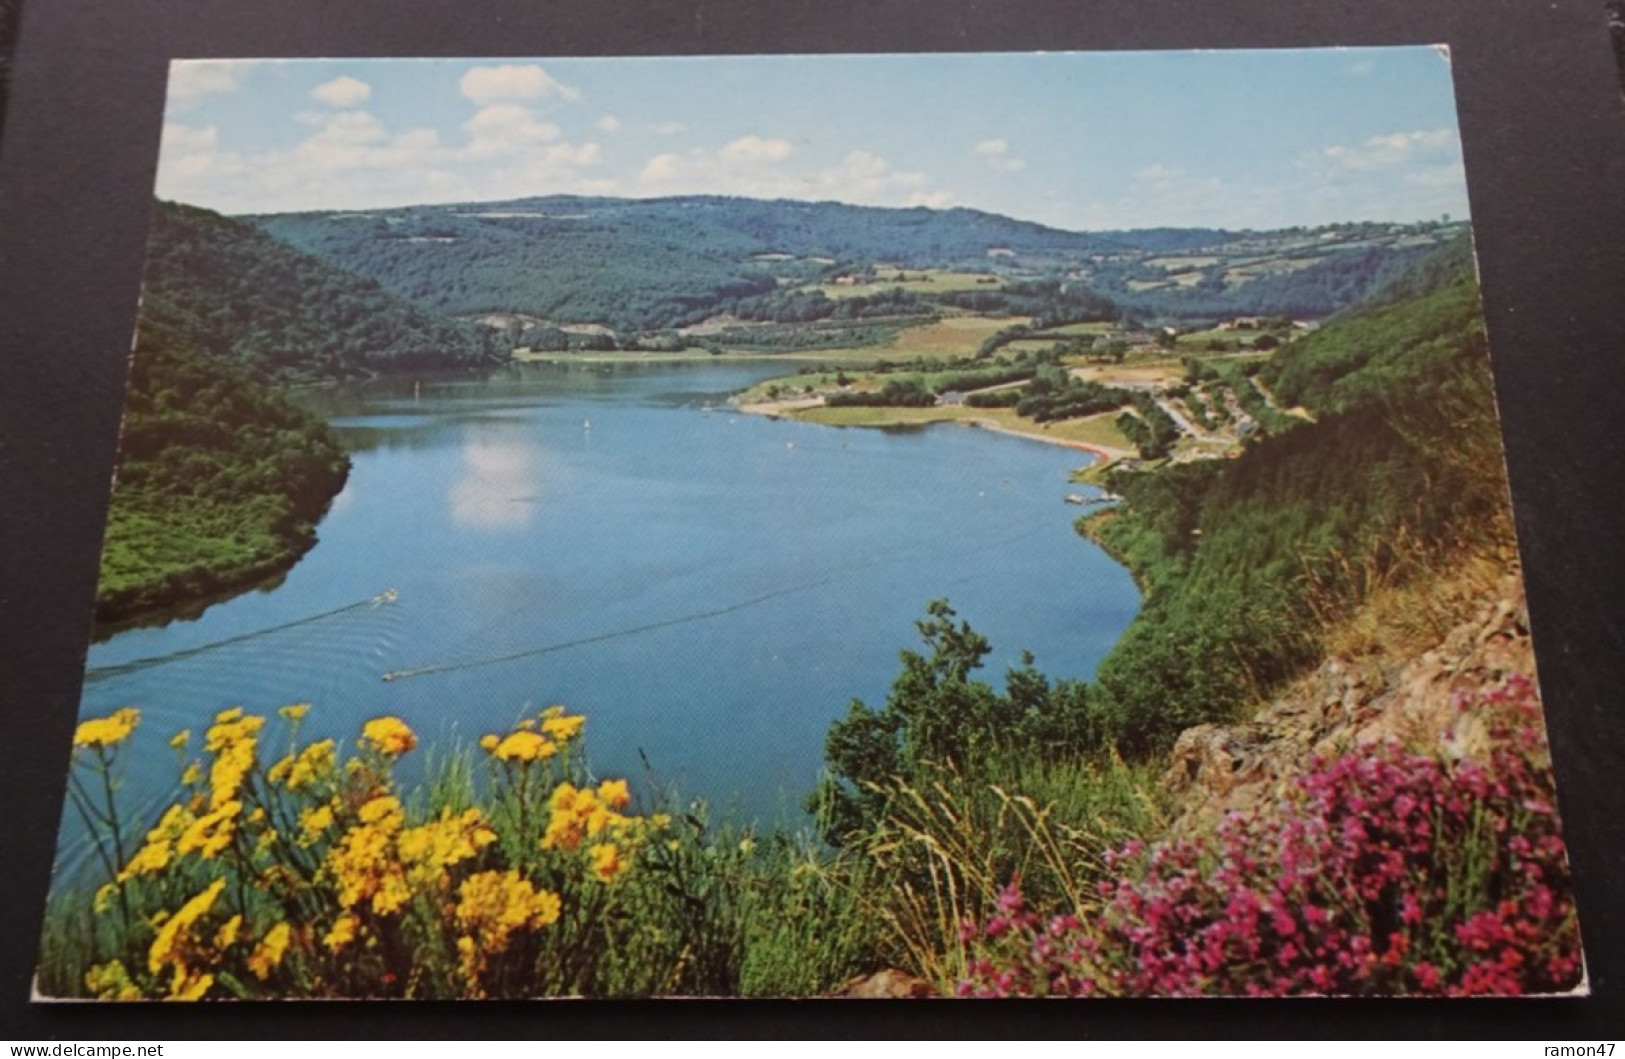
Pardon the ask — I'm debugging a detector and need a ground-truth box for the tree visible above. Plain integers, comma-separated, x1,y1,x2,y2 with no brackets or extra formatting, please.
811,601,1095,844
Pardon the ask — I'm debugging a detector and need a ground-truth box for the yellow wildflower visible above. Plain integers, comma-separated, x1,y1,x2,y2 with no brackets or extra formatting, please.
118,840,172,881
454,870,561,951
246,922,291,981
286,740,336,790
372,873,413,916
166,970,214,1002
148,878,225,977
207,739,255,809
549,781,579,815
169,729,191,751
279,703,311,722
180,762,202,786
541,783,585,850
118,803,195,882
358,794,405,830
267,755,294,785
397,808,497,886
323,914,359,953
176,800,241,860
93,883,118,915
204,710,264,753
589,842,626,883
489,730,556,764
360,716,417,757
84,960,142,1001
325,798,406,910
596,778,631,810
516,718,537,731
541,712,586,743
541,781,634,851
479,734,499,752
214,914,243,949
298,804,335,845
74,707,140,749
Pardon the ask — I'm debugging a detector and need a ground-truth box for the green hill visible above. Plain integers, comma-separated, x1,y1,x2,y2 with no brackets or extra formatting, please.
1082,235,1509,753
95,322,349,623
250,196,1121,332
94,199,504,621
249,196,1442,334
143,200,498,383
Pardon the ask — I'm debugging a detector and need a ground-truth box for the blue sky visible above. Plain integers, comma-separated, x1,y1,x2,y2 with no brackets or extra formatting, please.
156,49,1470,230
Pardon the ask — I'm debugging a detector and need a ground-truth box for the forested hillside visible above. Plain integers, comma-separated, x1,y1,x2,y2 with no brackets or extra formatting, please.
1081,236,1509,752
91,198,496,620
250,196,1443,333
143,201,498,383
252,197,1119,331
1259,234,1483,412
1114,242,1438,320
96,321,349,623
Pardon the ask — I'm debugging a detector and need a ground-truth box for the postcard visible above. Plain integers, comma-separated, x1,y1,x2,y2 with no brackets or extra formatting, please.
35,49,1585,999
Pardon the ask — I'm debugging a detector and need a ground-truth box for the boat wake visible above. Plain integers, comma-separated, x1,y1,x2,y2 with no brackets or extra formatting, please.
84,590,399,685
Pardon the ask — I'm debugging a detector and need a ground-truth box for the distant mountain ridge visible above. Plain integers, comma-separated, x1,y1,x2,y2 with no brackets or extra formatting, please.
249,194,1453,332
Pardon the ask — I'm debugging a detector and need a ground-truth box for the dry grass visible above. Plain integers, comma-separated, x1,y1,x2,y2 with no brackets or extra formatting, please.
832,754,1165,989
1316,543,1519,664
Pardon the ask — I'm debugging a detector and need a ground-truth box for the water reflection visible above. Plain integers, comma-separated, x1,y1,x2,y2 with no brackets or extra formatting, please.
450,437,540,529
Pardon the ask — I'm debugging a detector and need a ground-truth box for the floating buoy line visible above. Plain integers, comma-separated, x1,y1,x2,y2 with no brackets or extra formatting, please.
378,522,1051,685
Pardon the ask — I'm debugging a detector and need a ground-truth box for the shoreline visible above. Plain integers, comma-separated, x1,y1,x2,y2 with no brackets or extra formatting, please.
734,398,1135,464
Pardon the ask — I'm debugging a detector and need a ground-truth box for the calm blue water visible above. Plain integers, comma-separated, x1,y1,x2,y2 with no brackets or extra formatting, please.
63,361,1138,863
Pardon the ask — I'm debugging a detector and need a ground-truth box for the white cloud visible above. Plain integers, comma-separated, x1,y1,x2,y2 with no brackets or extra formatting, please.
459,64,580,106
1405,161,1468,189
973,137,1025,173
161,122,219,154
1322,129,1455,170
311,76,372,108
640,153,685,184
462,105,562,159
718,135,794,165
597,115,623,133
157,93,613,213
301,110,389,150
168,61,251,100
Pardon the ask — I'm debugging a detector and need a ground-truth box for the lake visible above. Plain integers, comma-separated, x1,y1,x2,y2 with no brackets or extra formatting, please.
65,360,1139,861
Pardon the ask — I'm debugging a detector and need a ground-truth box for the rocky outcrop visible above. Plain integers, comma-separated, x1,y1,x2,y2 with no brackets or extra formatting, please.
1163,572,1538,834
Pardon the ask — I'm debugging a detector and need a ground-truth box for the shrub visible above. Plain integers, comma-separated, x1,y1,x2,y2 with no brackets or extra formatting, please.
961,674,1583,997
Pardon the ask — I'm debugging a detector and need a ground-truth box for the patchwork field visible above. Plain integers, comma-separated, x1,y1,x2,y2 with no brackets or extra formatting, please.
796,269,1007,300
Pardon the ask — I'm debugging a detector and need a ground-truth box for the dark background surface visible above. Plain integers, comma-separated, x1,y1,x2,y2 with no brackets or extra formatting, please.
2,0,1624,1039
